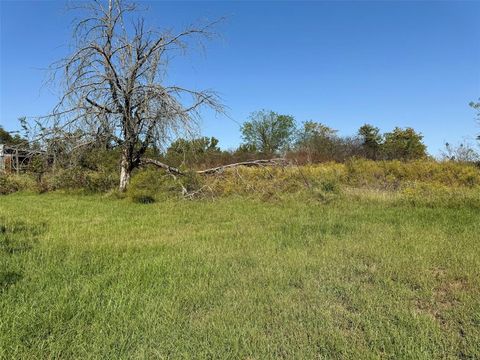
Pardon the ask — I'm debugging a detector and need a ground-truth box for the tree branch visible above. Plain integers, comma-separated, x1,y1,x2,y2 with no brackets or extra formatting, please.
141,157,288,176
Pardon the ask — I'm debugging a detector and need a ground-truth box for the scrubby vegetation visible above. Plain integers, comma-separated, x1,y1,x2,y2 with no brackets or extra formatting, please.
2,159,479,206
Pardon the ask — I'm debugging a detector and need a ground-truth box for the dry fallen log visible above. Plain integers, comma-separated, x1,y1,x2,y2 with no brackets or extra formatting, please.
140,158,185,175
196,158,287,174
142,158,288,176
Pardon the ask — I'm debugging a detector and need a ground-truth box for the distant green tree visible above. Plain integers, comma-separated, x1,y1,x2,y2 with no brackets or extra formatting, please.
296,121,339,162
297,121,337,144
230,143,259,162
234,143,257,155
358,124,382,160
0,126,24,145
167,137,220,155
383,127,427,160
241,110,295,154
166,137,221,167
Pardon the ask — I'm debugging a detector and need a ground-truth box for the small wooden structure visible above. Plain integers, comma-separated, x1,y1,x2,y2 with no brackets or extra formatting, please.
0,144,39,174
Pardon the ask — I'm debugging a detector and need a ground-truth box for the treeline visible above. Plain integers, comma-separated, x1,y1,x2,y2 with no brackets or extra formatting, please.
162,109,480,168
1,108,478,174
242,110,427,161
156,109,431,168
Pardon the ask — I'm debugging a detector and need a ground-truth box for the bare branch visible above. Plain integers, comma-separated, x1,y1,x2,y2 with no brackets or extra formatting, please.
35,0,224,190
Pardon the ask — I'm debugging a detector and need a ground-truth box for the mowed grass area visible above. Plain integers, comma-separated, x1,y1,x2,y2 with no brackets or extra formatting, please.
1,193,479,359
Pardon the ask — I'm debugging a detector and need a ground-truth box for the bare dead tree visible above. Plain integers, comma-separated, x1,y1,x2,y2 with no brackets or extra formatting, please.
42,0,223,190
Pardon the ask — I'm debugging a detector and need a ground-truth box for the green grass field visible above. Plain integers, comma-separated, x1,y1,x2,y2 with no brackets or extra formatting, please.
1,192,479,359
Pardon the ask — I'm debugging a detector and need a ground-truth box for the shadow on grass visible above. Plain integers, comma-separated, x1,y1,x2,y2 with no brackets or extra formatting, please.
0,218,46,293
0,220,46,254
0,271,23,292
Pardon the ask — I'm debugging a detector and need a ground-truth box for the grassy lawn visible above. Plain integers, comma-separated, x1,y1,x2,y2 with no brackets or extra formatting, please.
1,193,479,359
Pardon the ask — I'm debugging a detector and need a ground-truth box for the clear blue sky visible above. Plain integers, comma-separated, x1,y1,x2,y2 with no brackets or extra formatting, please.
1,1,479,154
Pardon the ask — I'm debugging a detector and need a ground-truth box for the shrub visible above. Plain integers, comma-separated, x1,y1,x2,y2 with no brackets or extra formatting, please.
39,168,118,193
179,170,205,194
39,168,86,191
126,168,180,203
0,174,37,195
84,171,118,193
345,158,385,188
0,176,20,195
320,178,340,193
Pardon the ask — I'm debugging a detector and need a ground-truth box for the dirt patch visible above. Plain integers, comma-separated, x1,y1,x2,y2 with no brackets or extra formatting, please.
415,273,468,327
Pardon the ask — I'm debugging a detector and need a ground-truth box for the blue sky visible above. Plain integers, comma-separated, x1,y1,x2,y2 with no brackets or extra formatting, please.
1,1,479,154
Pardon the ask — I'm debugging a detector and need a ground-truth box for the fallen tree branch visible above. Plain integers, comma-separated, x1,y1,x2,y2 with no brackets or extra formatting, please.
196,158,288,175
141,158,288,176
140,158,185,175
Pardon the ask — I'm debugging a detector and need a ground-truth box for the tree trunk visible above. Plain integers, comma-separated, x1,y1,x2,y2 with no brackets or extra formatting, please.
119,151,132,192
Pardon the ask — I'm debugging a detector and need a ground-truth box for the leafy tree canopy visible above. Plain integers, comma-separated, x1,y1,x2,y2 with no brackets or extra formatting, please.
383,127,427,160
0,126,24,146
358,124,382,160
297,121,337,145
241,110,295,154
167,137,220,156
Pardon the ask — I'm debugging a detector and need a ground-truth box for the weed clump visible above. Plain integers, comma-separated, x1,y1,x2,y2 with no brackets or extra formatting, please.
39,168,118,193
0,174,38,194
127,169,162,203
126,168,185,203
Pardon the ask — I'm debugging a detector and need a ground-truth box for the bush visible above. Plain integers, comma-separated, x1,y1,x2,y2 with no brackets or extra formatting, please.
0,176,20,195
345,159,386,188
84,171,118,193
0,174,37,195
38,169,80,192
39,168,118,193
126,169,179,203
